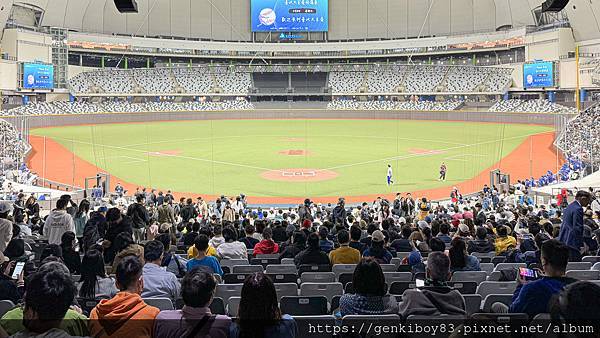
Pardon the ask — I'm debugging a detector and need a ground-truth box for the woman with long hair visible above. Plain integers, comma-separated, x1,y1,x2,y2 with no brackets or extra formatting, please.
339,258,398,316
230,272,296,338
448,237,480,272
78,249,118,299
24,195,40,226
60,231,81,274
73,199,91,250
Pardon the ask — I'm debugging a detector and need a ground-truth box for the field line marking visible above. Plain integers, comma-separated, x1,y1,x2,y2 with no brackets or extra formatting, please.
316,131,551,172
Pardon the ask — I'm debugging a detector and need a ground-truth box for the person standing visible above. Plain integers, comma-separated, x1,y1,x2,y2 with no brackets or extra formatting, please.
43,198,76,245
439,162,447,181
127,195,150,243
387,164,394,186
558,190,591,262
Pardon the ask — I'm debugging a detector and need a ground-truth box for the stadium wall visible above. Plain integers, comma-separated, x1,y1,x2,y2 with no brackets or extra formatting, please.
1,110,572,130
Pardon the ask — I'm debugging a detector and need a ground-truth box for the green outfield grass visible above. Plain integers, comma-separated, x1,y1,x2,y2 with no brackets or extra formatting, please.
30,119,553,197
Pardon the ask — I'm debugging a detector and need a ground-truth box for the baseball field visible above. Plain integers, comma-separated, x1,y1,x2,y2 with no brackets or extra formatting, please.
27,119,556,203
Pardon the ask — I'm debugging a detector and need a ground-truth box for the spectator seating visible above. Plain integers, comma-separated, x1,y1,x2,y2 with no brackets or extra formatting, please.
327,99,463,111
489,99,577,113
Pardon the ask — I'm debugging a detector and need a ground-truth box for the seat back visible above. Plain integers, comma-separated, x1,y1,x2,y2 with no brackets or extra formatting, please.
232,265,263,274
298,264,331,275
143,297,174,311
337,272,353,286
480,263,494,275
379,264,397,272
76,298,100,317
273,283,299,300
251,257,280,268
215,284,243,303
390,257,403,269
566,270,600,280
293,315,336,338
481,294,514,312
566,262,592,271
224,273,252,284
300,272,336,283
281,258,295,265
451,271,487,284
255,254,280,259
300,282,343,302
383,272,412,284
463,294,482,316
582,256,600,264
266,273,298,284
209,297,226,315
265,264,297,274
476,281,517,299
389,281,416,295
220,259,250,269
447,281,478,294
227,296,241,317
280,296,328,316
332,264,356,277
0,300,15,318
494,263,525,271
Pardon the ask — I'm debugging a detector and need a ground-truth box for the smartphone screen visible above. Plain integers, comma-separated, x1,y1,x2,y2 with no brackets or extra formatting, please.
11,262,25,280
519,267,538,280
415,279,425,287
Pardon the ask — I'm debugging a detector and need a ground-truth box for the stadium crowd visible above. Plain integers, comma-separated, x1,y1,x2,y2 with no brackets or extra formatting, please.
488,99,577,114
327,99,464,111
557,104,600,167
0,179,600,337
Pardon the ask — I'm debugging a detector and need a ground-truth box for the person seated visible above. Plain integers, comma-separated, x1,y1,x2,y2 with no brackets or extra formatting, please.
154,270,231,338
111,232,144,273
493,239,577,318
60,231,81,275
238,224,260,249
329,230,360,265
182,221,200,247
209,225,226,249
3,261,78,338
551,281,600,332
253,228,279,256
448,237,481,272
89,256,160,337
186,227,218,259
229,272,297,338
141,240,180,304
217,227,248,260
495,225,517,255
279,231,306,259
429,237,447,253
349,225,365,253
467,226,495,254
338,258,398,316
155,233,187,278
436,222,452,244
362,230,393,264
318,227,334,254
0,262,89,337
294,232,330,268
390,226,413,252
78,249,118,300
398,252,466,319
187,234,224,276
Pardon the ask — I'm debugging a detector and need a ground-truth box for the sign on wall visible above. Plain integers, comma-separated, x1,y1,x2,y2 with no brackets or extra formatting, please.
22,63,54,89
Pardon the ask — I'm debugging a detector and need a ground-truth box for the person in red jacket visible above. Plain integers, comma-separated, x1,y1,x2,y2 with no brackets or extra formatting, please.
253,227,279,256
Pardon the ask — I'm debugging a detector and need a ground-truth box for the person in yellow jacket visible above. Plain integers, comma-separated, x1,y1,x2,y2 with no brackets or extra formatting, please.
187,243,218,259
494,225,517,255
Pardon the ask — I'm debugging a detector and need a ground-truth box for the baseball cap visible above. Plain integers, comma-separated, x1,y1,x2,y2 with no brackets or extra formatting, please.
0,201,13,214
399,217,407,224
417,220,429,230
371,230,385,242
458,224,470,233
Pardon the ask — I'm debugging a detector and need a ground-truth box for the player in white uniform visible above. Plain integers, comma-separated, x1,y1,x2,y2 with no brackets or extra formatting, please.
387,164,394,186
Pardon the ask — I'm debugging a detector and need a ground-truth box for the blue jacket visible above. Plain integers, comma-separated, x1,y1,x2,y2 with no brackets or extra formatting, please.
558,201,584,250
509,276,576,318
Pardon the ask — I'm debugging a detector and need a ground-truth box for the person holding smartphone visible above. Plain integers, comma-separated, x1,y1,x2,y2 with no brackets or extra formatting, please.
491,239,577,318
0,251,25,304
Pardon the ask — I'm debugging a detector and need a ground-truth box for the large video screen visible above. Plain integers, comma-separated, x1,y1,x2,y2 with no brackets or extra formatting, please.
251,0,329,32
523,61,554,88
23,63,54,89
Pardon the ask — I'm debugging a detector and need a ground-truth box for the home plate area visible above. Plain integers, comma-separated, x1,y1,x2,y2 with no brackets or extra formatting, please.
260,168,338,182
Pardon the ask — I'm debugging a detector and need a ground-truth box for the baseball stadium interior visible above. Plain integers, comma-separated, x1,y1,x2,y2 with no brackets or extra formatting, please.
1,0,600,337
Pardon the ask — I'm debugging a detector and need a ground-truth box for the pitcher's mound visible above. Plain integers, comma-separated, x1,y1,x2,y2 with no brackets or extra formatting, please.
261,168,338,182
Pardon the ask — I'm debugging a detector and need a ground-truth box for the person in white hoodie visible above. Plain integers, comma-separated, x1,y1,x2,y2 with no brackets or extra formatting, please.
217,227,248,260
44,198,76,245
0,201,13,252
208,225,226,249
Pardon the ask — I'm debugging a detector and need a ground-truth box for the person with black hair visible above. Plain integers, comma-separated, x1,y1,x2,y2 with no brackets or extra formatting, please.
551,281,600,335
154,270,232,337
217,227,248,260
141,240,180,304
293,232,330,268
279,231,307,259
349,225,365,253
329,230,360,265
73,199,90,250
230,272,296,338
82,205,108,253
495,225,517,255
127,194,151,243
318,226,334,253
558,190,592,262
102,208,133,264
253,228,279,256
496,239,577,318
390,225,413,252
398,252,466,319
111,232,144,273
78,249,118,299
89,256,160,337
60,231,81,274
239,224,260,249
429,237,446,252
40,244,63,262
182,221,200,246
43,198,75,245
467,226,495,254
448,237,480,272
187,234,223,276
8,262,77,337
156,233,187,278
436,222,452,244
338,258,398,316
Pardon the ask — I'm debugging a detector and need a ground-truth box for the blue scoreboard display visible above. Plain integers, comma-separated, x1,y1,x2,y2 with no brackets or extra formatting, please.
251,0,328,32
22,63,54,89
523,61,554,88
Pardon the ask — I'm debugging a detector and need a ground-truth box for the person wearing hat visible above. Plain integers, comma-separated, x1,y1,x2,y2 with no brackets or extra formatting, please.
362,230,393,264
0,201,13,252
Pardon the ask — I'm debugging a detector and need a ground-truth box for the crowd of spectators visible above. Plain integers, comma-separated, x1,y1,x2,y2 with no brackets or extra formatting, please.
489,99,577,114
327,99,464,111
556,104,600,167
0,179,599,336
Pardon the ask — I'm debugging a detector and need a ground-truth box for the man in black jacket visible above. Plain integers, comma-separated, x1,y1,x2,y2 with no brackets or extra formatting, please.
126,195,150,243
179,198,198,223
82,206,107,252
294,233,330,268
332,198,347,226
467,226,495,254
